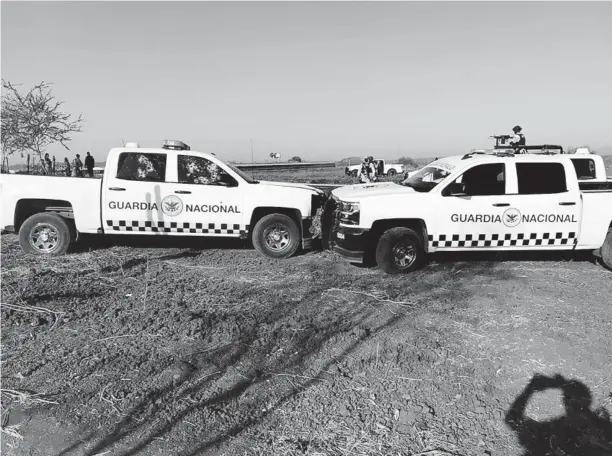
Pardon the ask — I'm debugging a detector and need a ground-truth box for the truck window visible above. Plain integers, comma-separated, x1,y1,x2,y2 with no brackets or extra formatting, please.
444,163,505,196
570,158,596,180
177,155,236,186
116,153,167,182
517,163,567,194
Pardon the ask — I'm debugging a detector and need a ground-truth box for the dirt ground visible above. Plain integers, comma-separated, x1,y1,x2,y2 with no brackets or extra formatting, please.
2,163,612,456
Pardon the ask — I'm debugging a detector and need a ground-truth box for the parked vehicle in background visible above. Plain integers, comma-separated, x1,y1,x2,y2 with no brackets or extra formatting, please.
329,150,612,274
0,140,326,259
345,159,404,178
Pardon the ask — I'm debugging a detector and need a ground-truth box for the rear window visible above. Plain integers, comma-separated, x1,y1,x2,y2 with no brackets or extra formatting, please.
516,163,567,194
570,158,596,180
116,152,167,182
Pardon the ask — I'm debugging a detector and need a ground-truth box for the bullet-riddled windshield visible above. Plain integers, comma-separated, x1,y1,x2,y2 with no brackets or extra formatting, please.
400,165,454,192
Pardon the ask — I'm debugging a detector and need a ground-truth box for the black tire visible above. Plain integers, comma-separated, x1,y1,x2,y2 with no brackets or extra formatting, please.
387,169,397,177
18,212,72,256
351,170,358,178
252,214,300,259
375,227,425,274
601,229,612,270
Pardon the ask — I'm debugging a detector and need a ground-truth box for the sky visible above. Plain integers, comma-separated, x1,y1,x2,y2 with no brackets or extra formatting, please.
2,1,612,163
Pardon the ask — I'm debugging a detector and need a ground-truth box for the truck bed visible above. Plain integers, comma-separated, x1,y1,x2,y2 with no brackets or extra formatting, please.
0,174,103,233
579,180,612,192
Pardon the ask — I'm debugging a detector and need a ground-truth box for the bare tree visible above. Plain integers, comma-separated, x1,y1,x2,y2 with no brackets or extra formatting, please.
1,80,84,174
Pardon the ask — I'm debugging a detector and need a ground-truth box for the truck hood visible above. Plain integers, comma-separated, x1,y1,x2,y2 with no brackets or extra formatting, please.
256,180,321,194
332,182,416,200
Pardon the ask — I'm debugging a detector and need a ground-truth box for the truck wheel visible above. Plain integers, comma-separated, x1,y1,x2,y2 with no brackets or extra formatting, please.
351,170,358,178
375,227,424,274
387,169,397,177
601,229,612,270
19,212,72,256
252,214,300,259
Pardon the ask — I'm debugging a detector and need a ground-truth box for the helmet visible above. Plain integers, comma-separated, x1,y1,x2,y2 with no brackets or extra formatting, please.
368,156,374,162
512,125,522,133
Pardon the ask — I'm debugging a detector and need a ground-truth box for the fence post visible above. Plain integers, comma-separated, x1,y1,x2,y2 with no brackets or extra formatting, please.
53,156,56,175
27,154,30,174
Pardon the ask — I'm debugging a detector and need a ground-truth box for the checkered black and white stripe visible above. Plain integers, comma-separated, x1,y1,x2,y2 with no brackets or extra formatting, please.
106,220,249,236
428,232,577,248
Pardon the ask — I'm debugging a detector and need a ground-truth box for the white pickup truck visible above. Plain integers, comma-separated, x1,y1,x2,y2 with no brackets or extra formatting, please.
327,151,612,273
345,159,404,178
0,140,326,259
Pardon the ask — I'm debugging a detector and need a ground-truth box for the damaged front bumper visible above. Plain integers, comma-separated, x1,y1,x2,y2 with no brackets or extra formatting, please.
332,225,369,263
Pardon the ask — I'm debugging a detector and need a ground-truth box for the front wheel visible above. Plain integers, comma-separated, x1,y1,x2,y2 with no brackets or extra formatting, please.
387,169,397,177
19,212,72,256
350,170,358,178
252,214,300,259
375,227,425,274
601,229,612,270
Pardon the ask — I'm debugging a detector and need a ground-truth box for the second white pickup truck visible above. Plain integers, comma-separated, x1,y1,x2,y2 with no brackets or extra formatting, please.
328,151,612,273
345,159,404,178
0,140,327,259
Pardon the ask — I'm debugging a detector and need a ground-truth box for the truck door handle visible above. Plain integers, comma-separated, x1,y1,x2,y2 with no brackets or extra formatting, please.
109,187,126,191
559,202,576,206
175,190,191,194
492,203,510,207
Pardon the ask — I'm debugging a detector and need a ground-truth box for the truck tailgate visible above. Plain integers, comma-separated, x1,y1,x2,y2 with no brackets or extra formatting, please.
0,175,103,233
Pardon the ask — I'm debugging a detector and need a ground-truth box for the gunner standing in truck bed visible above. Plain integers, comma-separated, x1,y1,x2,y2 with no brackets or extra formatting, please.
509,125,526,153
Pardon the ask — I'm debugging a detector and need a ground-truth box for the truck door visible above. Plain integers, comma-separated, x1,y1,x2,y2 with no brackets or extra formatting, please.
501,161,581,248
431,162,511,250
167,154,246,237
102,151,174,234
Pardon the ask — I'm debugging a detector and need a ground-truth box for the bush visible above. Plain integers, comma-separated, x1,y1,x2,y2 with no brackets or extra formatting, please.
289,156,302,163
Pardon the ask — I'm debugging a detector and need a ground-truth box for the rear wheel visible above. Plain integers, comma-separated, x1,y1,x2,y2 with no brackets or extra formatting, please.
252,214,300,259
601,229,612,270
375,227,424,274
19,212,72,256
387,169,397,177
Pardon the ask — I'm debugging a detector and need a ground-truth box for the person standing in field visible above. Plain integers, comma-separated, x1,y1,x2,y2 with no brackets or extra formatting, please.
43,153,52,175
358,157,377,184
73,154,83,177
63,157,71,177
85,151,95,177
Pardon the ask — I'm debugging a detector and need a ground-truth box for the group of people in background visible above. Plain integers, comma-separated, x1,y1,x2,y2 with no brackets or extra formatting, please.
42,151,96,177
358,156,378,184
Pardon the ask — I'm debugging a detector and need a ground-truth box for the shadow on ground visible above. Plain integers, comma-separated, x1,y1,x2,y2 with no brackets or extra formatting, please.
71,233,250,254
48,259,516,456
506,374,612,455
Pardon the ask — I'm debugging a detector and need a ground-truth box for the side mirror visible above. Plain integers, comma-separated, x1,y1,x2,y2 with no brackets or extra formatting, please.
217,175,239,187
444,182,465,196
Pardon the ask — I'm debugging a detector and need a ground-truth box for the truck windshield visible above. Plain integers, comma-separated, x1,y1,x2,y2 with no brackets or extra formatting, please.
400,166,452,192
226,163,259,184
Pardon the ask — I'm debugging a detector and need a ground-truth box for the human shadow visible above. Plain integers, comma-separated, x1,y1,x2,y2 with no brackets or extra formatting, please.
505,374,612,456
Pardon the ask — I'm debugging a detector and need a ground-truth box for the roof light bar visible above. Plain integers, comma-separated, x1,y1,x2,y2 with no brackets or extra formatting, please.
162,140,190,151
